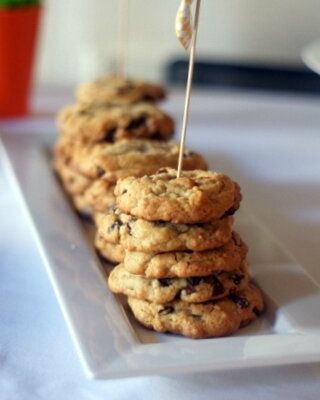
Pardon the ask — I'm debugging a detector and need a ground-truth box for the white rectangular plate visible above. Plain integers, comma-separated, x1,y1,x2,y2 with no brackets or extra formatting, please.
1,132,320,379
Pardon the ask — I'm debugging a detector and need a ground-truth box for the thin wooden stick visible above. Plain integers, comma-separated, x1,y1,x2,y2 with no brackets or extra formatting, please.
117,0,129,78
177,0,201,178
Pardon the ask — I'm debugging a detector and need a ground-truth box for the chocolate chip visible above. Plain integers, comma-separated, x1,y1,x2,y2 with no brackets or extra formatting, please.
183,150,195,158
224,209,234,216
121,189,127,195
142,94,154,101
158,306,174,316
185,284,196,295
125,222,132,235
187,277,201,286
151,132,163,140
159,278,172,287
96,166,105,177
157,168,168,174
174,291,182,300
191,314,202,320
104,127,117,142
209,276,224,296
230,273,244,285
111,221,120,229
192,223,206,228
107,220,121,233
224,204,238,216
228,293,249,308
153,220,167,227
185,277,201,295
127,116,146,130
185,275,224,297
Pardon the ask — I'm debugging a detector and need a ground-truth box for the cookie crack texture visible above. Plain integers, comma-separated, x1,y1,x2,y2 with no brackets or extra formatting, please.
115,168,241,223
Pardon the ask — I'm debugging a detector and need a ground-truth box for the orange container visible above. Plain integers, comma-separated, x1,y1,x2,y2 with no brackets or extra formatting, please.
0,6,40,117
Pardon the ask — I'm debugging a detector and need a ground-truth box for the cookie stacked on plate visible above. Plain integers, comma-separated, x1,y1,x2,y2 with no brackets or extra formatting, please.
106,168,264,338
53,75,207,216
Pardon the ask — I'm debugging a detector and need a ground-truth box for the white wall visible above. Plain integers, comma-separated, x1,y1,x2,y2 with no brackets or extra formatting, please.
36,0,320,86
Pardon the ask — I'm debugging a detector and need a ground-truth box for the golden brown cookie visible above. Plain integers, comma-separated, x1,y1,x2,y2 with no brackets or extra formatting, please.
128,284,264,338
76,75,166,106
115,168,241,224
57,102,174,144
123,232,248,278
64,140,207,180
108,262,248,304
95,209,234,253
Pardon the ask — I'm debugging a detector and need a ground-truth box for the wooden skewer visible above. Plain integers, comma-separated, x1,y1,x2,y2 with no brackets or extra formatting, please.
117,0,129,78
176,0,201,178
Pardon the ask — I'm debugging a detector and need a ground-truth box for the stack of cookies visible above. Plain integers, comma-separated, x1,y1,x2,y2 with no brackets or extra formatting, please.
53,75,207,262
106,168,264,338
53,76,264,338
54,76,171,215
54,75,207,217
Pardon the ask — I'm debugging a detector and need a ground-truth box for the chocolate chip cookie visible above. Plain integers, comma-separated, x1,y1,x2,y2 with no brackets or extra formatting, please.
76,75,166,106
64,140,207,180
123,232,247,278
127,284,264,338
95,209,234,253
109,262,248,304
57,102,174,144
115,168,241,224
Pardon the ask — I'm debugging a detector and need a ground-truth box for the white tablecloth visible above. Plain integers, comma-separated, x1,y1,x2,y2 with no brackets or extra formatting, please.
1,89,320,400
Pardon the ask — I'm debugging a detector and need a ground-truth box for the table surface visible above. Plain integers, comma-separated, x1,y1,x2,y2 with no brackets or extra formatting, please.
1,88,320,400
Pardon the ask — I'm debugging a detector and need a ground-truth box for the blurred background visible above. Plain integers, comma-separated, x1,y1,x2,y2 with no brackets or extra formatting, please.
36,0,320,86
2,0,320,117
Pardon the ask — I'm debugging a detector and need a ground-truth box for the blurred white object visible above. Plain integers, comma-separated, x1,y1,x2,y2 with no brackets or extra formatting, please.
302,40,320,74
